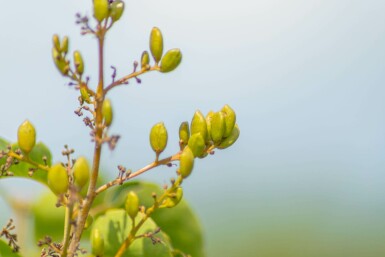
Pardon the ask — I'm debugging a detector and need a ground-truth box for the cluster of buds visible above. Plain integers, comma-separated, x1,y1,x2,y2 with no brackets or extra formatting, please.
93,0,125,24
149,105,239,179
52,34,85,79
147,27,183,73
47,156,91,197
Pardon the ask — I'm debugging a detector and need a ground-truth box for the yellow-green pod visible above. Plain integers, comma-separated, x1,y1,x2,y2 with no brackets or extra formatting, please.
141,51,150,69
73,156,90,189
52,34,60,51
60,36,69,54
179,121,190,147
161,187,183,208
93,0,109,22
80,87,91,104
160,48,182,73
179,146,194,178
188,133,205,157
52,48,69,75
205,111,214,142
217,124,240,149
190,110,208,143
149,27,163,63
221,104,236,138
149,122,168,154
210,111,226,144
91,228,104,256
125,191,139,220
73,51,84,75
102,99,113,127
47,163,69,195
17,120,36,154
109,0,124,22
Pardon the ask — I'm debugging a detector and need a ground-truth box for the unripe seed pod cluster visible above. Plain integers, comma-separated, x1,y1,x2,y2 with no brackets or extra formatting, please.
177,106,240,178
93,0,109,22
149,122,168,155
109,0,124,22
48,163,69,195
125,191,139,220
141,51,150,69
179,146,194,178
161,187,183,208
73,156,90,189
179,121,190,148
80,87,91,104
52,35,70,76
73,50,84,75
17,120,36,154
102,99,113,127
205,105,239,149
149,27,183,72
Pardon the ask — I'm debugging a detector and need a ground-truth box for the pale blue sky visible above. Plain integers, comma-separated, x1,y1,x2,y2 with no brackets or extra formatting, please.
1,0,385,256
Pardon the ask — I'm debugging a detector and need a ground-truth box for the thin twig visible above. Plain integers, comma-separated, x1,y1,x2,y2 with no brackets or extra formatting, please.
95,153,180,195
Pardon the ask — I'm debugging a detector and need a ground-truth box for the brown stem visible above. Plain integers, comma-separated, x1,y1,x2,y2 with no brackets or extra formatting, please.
104,66,159,94
67,29,106,257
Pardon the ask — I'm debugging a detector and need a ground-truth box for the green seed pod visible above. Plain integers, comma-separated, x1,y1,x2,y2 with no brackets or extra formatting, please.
149,122,168,154
73,51,84,75
52,48,69,75
109,0,124,22
160,48,182,73
179,146,194,179
205,111,214,142
217,124,240,149
179,121,190,147
102,99,113,127
93,0,109,22
161,187,183,208
210,111,226,144
91,228,104,256
141,51,150,69
17,120,36,154
190,110,208,143
73,156,90,189
188,133,205,157
52,34,60,51
60,36,69,54
125,191,139,220
221,104,236,138
149,27,163,63
47,163,69,195
84,215,94,230
80,87,91,104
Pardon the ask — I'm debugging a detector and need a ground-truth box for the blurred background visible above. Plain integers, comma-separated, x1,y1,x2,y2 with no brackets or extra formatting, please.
1,0,385,256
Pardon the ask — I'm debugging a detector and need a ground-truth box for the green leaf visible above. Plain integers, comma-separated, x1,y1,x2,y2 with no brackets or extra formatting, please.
32,192,65,241
92,209,173,257
0,138,52,186
104,181,205,257
0,240,21,257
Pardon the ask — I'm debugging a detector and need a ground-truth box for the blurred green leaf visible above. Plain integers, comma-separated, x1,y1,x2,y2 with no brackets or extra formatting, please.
0,138,52,186
92,209,173,257
0,240,21,257
104,181,205,257
32,192,64,241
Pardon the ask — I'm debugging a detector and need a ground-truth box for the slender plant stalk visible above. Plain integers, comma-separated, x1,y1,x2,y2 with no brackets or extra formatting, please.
61,204,73,257
95,153,180,195
7,151,49,171
67,28,106,257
